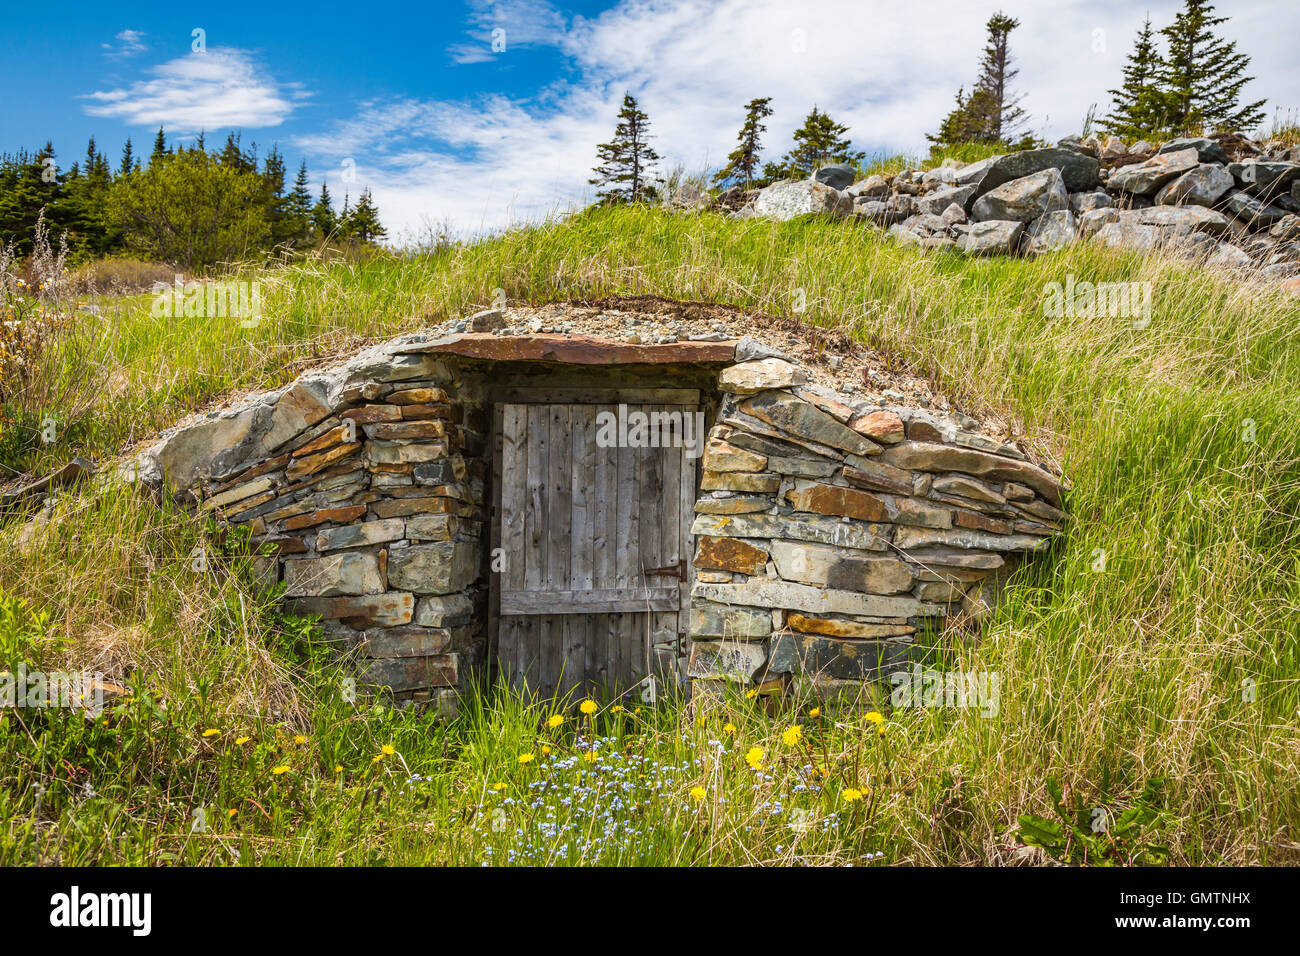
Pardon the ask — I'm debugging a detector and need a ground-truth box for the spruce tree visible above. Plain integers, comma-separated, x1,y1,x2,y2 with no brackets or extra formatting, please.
765,107,863,180
343,187,386,243
713,97,773,190
1158,0,1265,133
973,12,1027,142
928,12,1032,149
120,137,136,176
311,182,337,240
1100,18,1171,137
282,160,314,245
589,92,661,204
150,127,167,165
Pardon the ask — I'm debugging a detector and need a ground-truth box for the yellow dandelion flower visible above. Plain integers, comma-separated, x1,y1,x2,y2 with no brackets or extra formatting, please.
583,750,597,763
235,736,251,746
745,689,757,699
381,744,395,755
744,746,764,770
334,765,344,773
809,707,821,718
271,765,289,775
579,699,598,716
372,754,384,763
201,728,220,738
541,745,552,755
294,734,306,745
877,725,887,737
689,786,707,803
611,704,623,713
492,782,506,791
841,788,864,802
228,808,238,818
546,714,564,728
865,711,884,725
782,724,803,746
518,753,535,764
723,722,736,736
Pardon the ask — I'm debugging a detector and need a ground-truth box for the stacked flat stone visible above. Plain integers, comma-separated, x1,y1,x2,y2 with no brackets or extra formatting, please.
128,323,1066,709
686,356,1063,696
130,337,486,714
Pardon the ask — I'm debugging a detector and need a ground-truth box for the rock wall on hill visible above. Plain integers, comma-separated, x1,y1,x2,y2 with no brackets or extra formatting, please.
127,302,1065,710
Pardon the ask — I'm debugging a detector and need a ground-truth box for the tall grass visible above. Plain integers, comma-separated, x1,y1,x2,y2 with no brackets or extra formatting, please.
3,206,1298,864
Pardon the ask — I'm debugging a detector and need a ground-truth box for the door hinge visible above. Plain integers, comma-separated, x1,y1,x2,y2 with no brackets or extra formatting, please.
642,559,687,582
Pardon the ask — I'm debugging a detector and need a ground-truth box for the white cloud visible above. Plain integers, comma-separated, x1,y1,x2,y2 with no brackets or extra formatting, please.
102,29,148,59
448,0,569,64
299,0,1300,241
82,48,303,131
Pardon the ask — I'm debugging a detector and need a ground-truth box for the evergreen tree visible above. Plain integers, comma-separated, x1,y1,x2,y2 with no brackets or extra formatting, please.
589,92,661,204
220,132,258,173
342,187,387,243
282,160,314,245
1158,0,1265,133
150,127,167,165
928,86,1002,150
120,137,136,176
311,182,338,240
713,97,774,190
1100,18,1172,137
928,12,1029,149
973,12,1027,142
764,107,863,180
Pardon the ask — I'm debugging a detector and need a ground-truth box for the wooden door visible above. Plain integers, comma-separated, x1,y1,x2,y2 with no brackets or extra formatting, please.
495,401,697,699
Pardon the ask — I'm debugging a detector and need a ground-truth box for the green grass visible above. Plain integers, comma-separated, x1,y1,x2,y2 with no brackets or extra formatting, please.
3,205,1299,865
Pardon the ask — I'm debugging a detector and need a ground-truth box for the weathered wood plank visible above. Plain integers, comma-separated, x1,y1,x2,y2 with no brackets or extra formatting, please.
500,587,680,614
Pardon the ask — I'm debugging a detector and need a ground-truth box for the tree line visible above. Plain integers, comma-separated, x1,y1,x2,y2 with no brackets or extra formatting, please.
591,0,1267,203
0,128,386,270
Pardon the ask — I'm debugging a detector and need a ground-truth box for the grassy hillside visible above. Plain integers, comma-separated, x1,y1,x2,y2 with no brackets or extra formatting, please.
2,205,1298,865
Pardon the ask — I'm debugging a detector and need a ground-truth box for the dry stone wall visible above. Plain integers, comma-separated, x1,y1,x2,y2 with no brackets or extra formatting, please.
686,355,1063,696
128,306,1065,709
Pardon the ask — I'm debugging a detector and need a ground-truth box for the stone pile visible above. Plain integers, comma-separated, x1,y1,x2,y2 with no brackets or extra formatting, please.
718,134,1300,284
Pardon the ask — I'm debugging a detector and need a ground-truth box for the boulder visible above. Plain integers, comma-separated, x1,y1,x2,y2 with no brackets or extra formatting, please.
1157,137,1230,166
718,358,807,394
1205,241,1253,272
971,167,1068,222
1107,147,1200,195
970,147,1101,195
854,200,902,226
1220,189,1289,228
887,224,924,247
846,174,888,199
1227,161,1300,200
1093,221,1165,252
813,164,857,190
1078,206,1121,237
1120,205,1232,235
1068,189,1113,215
916,184,977,216
1024,210,1077,255
1155,164,1235,207
753,180,852,220
958,219,1025,256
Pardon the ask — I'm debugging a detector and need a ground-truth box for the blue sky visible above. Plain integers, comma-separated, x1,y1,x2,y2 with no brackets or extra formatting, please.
2,0,1296,241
